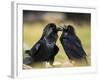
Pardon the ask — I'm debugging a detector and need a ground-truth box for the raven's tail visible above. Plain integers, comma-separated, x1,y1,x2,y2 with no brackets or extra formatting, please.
25,50,31,56
25,50,30,53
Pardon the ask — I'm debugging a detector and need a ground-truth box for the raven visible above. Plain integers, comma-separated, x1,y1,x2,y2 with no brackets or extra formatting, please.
24,23,61,66
60,25,88,64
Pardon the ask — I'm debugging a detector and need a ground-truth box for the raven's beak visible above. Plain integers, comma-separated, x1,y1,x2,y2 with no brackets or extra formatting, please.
61,24,68,30
57,26,63,31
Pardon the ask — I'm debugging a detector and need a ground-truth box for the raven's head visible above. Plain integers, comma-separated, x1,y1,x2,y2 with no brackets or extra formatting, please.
59,24,75,35
42,23,60,43
43,23,56,36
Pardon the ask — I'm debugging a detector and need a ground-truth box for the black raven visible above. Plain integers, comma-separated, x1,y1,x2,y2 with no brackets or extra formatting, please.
24,23,61,66
60,25,88,64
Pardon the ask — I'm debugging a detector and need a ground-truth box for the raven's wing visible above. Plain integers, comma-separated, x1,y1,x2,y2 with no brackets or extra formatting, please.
68,36,87,56
28,41,41,57
60,36,86,59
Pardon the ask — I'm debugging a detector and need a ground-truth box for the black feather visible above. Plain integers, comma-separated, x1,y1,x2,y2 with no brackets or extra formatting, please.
60,25,88,63
24,23,59,65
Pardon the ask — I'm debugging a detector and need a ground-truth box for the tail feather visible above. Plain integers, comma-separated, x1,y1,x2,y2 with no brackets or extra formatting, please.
25,50,30,53
25,50,31,56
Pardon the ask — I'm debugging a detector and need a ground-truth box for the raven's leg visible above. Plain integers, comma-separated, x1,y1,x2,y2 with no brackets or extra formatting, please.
84,56,88,65
65,52,73,63
49,45,59,66
49,57,55,67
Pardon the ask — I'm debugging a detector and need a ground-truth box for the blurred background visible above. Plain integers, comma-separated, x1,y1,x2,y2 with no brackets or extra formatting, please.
23,10,91,68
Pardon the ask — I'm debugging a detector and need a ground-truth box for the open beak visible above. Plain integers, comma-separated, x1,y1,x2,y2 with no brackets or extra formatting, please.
57,26,63,31
60,24,68,30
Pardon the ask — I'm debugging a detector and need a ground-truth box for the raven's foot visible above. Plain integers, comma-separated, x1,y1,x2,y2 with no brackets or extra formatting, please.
69,60,75,64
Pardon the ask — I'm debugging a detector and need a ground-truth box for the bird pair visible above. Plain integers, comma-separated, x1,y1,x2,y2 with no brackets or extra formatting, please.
24,23,88,66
